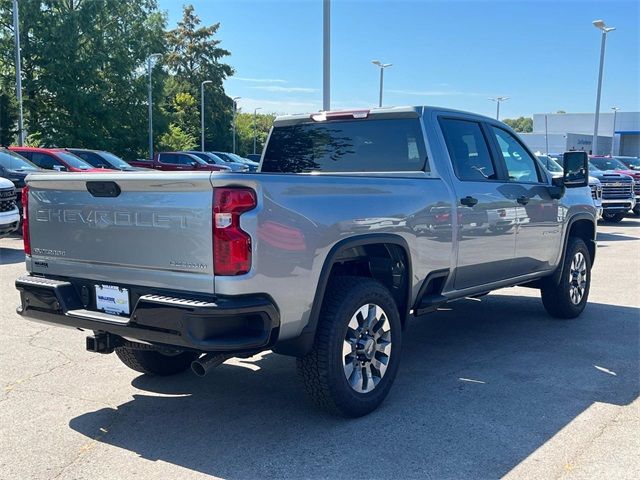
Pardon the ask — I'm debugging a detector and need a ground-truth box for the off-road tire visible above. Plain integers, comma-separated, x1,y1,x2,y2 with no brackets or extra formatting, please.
541,237,591,319
601,212,625,223
297,276,402,417
115,346,199,376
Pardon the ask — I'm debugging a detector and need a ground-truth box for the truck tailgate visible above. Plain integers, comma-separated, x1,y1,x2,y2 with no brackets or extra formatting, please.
26,172,215,294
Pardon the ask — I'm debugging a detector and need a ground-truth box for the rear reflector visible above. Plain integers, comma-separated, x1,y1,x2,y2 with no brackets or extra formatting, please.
213,188,256,275
22,185,31,255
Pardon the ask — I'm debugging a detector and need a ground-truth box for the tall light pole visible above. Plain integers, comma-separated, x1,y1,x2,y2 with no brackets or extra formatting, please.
200,80,213,151
232,96,241,154
372,60,392,108
323,0,330,111
147,53,162,161
253,107,262,155
544,114,549,154
12,0,24,145
592,19,615,156
489,96,509,120
610,106,619,157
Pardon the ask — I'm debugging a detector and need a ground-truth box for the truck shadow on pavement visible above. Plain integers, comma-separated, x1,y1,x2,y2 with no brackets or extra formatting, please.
69,294,639,479
0,246,25,265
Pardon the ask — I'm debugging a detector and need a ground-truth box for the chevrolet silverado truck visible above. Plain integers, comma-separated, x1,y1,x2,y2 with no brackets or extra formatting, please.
16,107,597,417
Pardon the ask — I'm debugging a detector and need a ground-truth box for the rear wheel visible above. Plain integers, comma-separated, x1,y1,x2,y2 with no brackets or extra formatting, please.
297,277,402,417
601,212,625,223
541,237,591,319
115,346,199,376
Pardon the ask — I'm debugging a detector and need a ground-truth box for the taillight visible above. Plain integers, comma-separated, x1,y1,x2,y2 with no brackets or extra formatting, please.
213,188,256,275
22,185,31,255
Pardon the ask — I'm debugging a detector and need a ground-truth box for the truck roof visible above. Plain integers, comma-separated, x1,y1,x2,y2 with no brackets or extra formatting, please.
273,106,497,126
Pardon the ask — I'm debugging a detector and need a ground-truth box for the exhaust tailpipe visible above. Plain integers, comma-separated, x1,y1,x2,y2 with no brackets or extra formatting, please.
191,353,228,377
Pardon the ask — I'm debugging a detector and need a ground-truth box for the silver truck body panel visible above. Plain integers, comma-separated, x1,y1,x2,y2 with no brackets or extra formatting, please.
22,106,597,347
26,173,215,294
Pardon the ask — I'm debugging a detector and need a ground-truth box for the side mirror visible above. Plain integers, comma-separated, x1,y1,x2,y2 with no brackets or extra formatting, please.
190,161,198,168
53,165,67,172
562,151,589,188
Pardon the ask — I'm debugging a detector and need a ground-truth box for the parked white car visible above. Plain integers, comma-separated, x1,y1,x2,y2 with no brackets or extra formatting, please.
0,176,20,237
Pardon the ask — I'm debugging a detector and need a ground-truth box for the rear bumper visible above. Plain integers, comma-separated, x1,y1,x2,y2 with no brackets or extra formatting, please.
15,275,279,353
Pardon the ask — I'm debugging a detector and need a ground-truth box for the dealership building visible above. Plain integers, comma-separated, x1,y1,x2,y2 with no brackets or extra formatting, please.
519,111,639,157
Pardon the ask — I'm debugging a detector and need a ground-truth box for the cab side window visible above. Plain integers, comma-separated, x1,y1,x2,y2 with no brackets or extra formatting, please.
30,153,62,170
159,153,178,164
491,127,541,183
440,118,497,181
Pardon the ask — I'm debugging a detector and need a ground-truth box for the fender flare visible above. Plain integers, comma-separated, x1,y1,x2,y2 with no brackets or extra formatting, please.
273,233,412,357
551,213,597,285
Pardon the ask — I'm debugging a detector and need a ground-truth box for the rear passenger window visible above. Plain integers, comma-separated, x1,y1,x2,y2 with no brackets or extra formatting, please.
262,118,428,173
490,127,541,183
440,118,496,181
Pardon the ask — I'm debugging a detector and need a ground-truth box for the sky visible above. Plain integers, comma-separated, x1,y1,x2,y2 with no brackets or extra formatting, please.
157,0,640,119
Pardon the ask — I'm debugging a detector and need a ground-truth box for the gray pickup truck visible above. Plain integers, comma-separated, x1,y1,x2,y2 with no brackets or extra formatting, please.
16,106,597,417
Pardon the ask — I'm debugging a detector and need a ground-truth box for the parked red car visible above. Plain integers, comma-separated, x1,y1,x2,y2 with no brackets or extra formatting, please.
9,147,110,173
128,152,231,172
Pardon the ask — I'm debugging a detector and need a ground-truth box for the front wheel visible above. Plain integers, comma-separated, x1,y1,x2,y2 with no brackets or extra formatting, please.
540,237,591,319
633,205,640,217
601,212,625,223
297,277,402,417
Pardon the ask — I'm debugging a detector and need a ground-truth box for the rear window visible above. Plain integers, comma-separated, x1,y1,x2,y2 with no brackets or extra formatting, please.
262,118,428,173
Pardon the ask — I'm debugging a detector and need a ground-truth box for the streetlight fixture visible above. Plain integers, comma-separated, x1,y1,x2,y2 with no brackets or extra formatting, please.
200,80,213,151
592,19,615,156
489,96,509,120
610,106,620,157
232,96,241,154
12,0,24,145
147,53,162,161
372,60,392,108
253,107,262,155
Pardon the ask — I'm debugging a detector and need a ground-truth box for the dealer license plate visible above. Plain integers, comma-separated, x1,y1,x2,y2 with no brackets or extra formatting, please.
95,284,130,316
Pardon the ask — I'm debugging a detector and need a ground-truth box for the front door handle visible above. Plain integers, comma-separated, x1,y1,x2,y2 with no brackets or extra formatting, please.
460,196,479,207
517,196,530,205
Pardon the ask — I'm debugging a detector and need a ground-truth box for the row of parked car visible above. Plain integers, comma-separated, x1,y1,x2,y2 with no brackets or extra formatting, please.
537,153,639,223
0,146,261,237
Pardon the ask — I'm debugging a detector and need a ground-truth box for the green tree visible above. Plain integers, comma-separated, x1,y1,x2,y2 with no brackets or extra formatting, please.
503,116,533,133
0,0,167,158
164,4,234,151
234,111,276,156
158,123,197,151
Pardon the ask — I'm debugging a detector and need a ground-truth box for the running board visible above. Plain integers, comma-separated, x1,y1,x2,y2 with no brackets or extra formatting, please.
414,294,448,316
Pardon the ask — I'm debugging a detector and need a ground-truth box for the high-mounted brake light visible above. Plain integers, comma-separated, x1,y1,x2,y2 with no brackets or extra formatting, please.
22,185,31,255
213,188,256,275
311,109,370,122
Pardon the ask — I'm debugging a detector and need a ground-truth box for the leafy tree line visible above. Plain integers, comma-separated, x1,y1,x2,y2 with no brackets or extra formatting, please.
0,1,274,159
503,116,533,133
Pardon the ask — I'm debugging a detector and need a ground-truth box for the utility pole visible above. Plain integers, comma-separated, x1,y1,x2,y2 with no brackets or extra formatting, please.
610,106,619,157
545,114,549,154
253,107,262,154
592,20,615,156
200,80,212,151
322,0,330,111
13,0,24,145
372,60,392,108
232,97,241,154
147,53,161,161
489,96,509,120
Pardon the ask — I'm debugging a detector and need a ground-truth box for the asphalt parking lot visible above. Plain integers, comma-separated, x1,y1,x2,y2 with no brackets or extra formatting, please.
1,219,638,480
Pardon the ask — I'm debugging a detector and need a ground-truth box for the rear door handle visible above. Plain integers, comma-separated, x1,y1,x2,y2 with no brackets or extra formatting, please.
460,196,479,207
517,196,530,205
